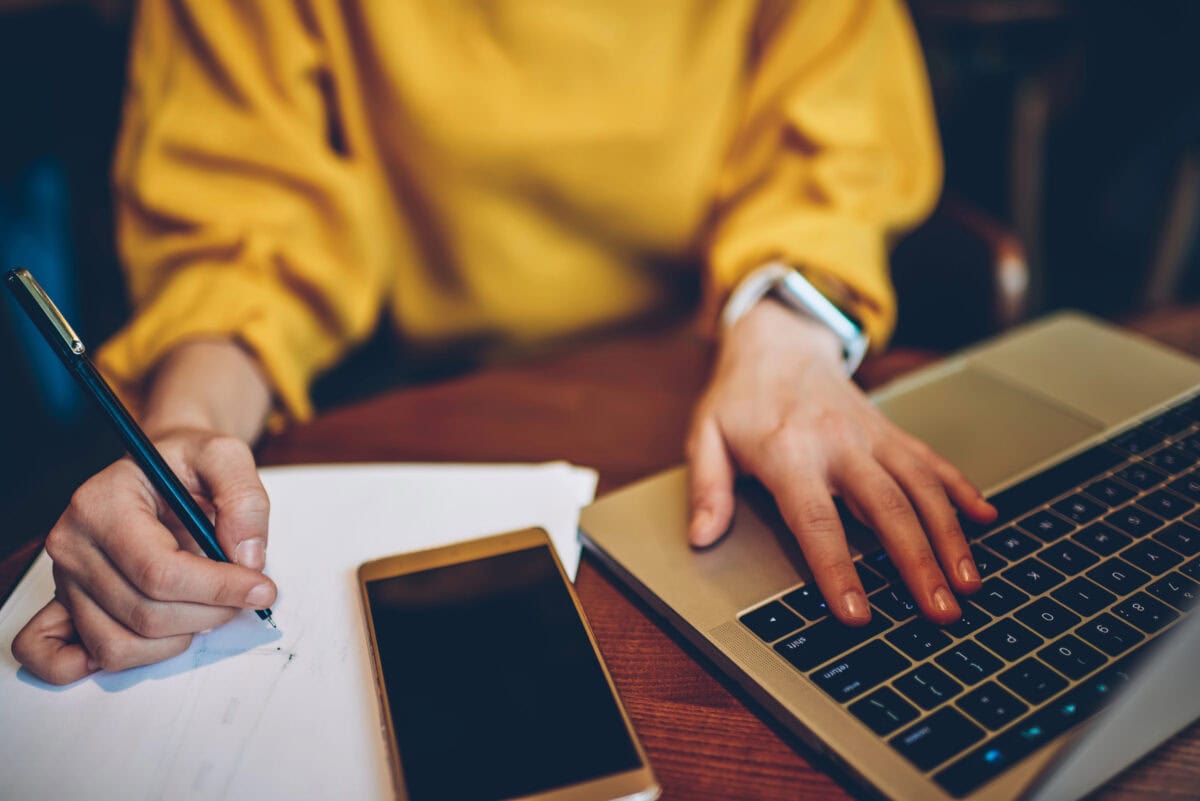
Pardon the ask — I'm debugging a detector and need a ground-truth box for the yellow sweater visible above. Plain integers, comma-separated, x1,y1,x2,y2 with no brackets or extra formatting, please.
98,0,941,421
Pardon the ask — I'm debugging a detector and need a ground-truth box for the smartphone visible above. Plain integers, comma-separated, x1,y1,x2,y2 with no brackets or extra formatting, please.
358,528,660,801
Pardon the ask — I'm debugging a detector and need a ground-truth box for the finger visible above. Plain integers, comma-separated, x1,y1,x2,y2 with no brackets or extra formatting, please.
63,541,239,638
837,457,961,625
879,445,981,596
899,432,996,523
754,453,870,625
10,599,97,686
686,417,737,547
90,504,276,610
60,580,193,674
191,437,270,569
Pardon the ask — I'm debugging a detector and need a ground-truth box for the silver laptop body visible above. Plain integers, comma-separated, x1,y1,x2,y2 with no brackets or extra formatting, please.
579,312,1200,801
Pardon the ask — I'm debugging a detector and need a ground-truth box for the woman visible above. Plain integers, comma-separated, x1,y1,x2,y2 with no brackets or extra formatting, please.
12,0,994,684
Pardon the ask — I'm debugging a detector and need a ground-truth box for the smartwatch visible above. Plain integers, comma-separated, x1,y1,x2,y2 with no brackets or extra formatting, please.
720,262,869,376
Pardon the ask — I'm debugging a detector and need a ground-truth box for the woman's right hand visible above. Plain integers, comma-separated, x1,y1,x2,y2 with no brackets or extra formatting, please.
11,427,276,686
12,339,277,685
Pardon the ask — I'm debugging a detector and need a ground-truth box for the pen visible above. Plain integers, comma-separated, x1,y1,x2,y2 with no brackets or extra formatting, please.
4,268,276,628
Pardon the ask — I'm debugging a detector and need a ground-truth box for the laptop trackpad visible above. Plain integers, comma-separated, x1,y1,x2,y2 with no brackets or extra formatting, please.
874,366,1103,494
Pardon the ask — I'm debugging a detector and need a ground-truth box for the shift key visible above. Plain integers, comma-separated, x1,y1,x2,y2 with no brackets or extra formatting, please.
891,707,985,772
774,614,891,672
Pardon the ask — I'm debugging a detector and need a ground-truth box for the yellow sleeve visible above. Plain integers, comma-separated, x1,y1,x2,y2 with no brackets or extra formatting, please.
704,0,942,348
97,1,391,422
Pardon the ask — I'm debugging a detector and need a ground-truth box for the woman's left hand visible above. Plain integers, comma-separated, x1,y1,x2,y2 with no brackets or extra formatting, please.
686,299,997,627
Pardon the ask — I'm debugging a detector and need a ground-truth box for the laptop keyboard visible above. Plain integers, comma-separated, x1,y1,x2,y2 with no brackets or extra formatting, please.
737,394,1200,797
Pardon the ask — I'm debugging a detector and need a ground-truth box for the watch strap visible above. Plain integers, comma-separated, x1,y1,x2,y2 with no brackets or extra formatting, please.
720,262,869,376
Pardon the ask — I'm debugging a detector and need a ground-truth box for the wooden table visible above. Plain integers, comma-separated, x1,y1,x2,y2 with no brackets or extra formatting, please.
3,319,1200,800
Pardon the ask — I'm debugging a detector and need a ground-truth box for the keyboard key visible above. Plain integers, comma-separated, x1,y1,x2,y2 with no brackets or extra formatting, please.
1122,539,1184,575
1184,556,1200,581
849,687,919,736
998,657,1067,704
886,619,953,661
1015,597,1081,638
773,614,890,671
1052,494,1105,525
1138,489,1193,521
811,640,910,703
970,544,1007,579
1148,572,1200,610
936,640,1004,685
1103,646,1152,685
1073,522,1132,556
871,585,917,623
781,585,828,621
739,602,803,642
974,578,1030,616
957,682,1028,731
1075,612,1145,656
1082,477,1136,508
1154,521,1200,556
1182,421,1200,443
983,527,1040,560
1168,473,1200,504
891,707,985,772
1146,443,1198,474
977,619,1044,661
854,562,885,594
987,445,1124,526
1115,462,1167,491
1017,510,1075,542
1188,509,1200,529
1038,540,1100,576
944,602,993,639
1113,426,1165,455
1052,577,1117,616
1087,559,1152,595
1146,409,1194,435
1113,592,1179,633
862,549,901,583
1104,506,1164,538
894,663,964,710
1003,558,1067,595
1038,634,1106,679
935,728,1038,798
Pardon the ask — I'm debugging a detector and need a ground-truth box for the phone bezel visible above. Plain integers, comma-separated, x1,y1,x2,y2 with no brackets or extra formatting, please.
358,527,660,801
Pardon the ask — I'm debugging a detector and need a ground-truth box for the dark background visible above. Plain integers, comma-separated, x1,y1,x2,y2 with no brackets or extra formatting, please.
2,0,1199,560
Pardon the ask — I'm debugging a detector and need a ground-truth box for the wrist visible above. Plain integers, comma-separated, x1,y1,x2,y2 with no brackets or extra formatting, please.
141,340,272,443
720,264,868,376
728,298,844,372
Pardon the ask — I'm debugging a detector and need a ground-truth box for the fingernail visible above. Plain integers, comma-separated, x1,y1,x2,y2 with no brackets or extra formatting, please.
235,538,266,570
933,586,956,615
245,582,273,607
957,557,981,585
86,658,100,672
842,589,869,621
690,509,713,544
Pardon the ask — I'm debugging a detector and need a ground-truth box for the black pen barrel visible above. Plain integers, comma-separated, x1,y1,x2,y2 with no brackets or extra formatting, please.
71,359,228,563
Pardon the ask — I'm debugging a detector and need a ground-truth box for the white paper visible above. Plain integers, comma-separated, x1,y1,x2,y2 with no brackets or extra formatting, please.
0,461,598,801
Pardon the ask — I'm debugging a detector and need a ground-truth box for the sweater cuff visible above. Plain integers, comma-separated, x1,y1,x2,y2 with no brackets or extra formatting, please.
96,264,333,424
704,213,896,351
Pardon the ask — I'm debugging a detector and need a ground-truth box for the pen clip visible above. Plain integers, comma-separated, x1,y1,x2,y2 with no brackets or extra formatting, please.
6,268,85,355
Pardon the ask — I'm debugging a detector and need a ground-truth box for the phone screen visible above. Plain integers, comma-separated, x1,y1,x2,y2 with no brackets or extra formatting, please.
365,544,643,801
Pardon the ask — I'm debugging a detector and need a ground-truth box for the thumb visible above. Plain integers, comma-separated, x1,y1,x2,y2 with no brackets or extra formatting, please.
192,436,271,570
686,417,736,547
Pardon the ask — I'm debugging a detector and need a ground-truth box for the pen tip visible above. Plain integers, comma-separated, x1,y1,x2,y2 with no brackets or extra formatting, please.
266,615,278,629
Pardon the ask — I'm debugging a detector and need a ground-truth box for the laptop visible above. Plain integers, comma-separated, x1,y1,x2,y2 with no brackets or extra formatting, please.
579,311,1200,801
